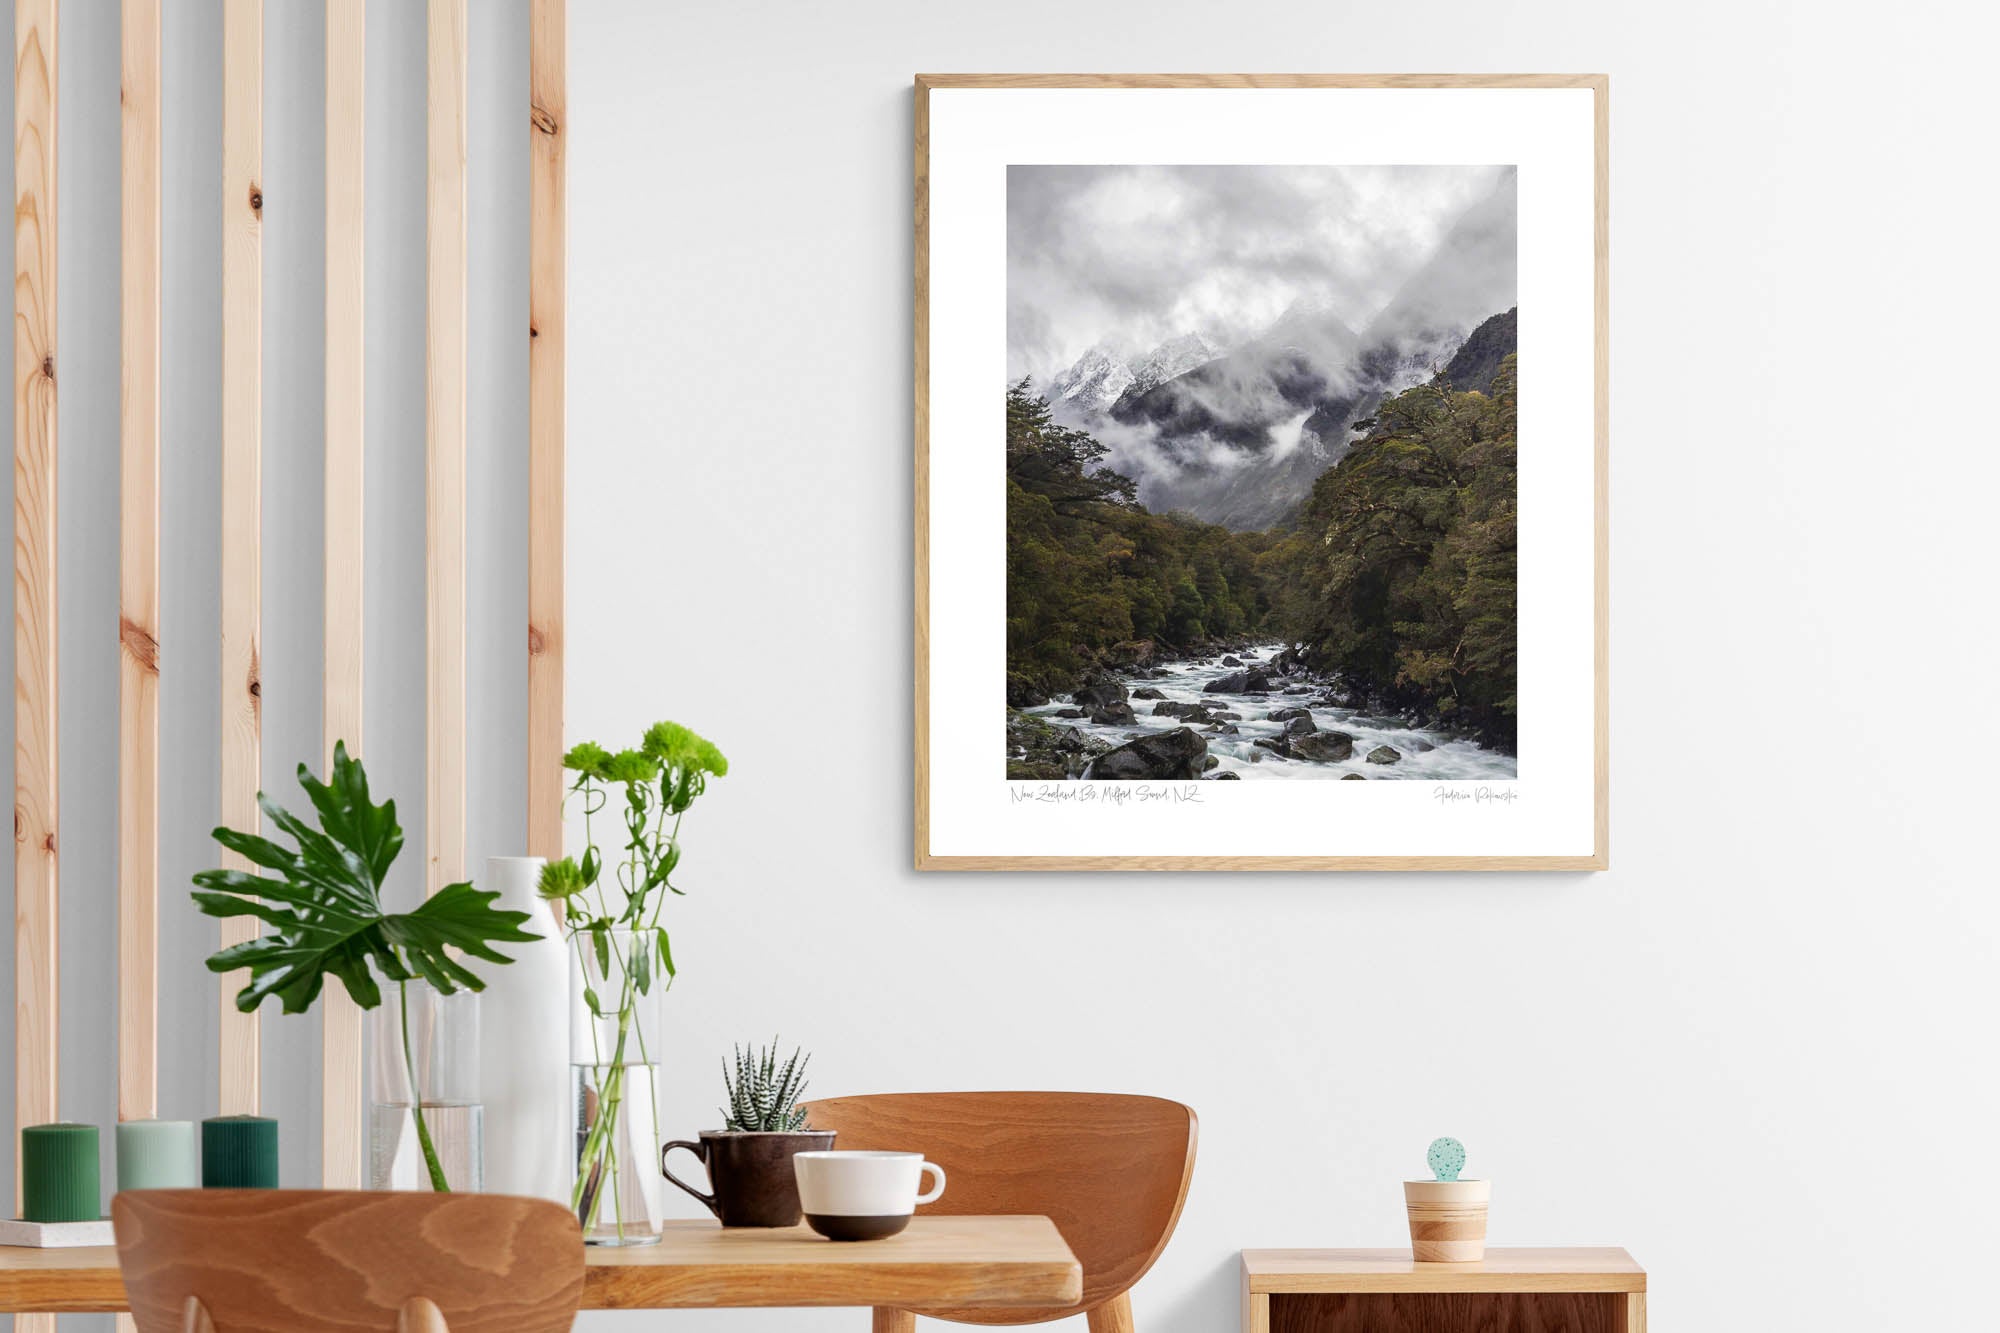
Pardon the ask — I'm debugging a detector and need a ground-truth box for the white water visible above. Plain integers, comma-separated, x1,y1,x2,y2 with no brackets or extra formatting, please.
1029,643,1518,781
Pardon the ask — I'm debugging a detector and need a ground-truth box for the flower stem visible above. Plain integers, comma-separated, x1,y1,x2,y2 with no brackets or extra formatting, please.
398,978,451,1192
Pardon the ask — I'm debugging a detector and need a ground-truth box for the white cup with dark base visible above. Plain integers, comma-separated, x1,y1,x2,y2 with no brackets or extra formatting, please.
793,1150,947,1241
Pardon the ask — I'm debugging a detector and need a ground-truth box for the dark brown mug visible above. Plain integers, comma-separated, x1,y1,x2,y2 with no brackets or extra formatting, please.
662,1129,835,1227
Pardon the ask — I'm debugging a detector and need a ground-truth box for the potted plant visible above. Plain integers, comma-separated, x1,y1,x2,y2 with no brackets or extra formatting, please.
1405,1137,1490,1262
191,743,540,1191
537,721,729,1245
662,1042,833,1227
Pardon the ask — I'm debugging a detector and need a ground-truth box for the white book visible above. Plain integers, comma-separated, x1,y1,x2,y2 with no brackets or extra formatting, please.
0,1218,114,1248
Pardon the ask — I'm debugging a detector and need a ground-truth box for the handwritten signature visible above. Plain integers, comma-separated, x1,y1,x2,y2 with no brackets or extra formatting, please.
1009,784,1205,807
1432,786,1520,806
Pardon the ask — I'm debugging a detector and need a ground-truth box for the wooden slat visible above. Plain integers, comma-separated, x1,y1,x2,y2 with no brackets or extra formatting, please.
427,0,467,895
14,3,58,1330
119,0,163,1131
321,0,367,1188
218,0,263,1115
526,0,565,863
117,14,162,1320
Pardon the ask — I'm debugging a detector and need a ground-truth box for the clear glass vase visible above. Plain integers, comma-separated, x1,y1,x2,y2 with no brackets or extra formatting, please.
570,929,665,1245
370,981,483,1191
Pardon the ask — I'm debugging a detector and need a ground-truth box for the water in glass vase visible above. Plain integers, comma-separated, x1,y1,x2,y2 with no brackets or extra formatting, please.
369,1101,486,1192
572,1060,663,1245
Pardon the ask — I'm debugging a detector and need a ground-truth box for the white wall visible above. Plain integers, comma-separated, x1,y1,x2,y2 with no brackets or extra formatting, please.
566,1,1999,1331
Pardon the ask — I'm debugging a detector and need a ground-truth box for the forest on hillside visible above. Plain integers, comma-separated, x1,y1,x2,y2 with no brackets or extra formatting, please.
1005,356,1519,750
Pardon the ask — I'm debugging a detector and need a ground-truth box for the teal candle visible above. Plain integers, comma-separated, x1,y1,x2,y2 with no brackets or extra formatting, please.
201,1116,279,1189
22,1123,100,1222
117,1120,199,1191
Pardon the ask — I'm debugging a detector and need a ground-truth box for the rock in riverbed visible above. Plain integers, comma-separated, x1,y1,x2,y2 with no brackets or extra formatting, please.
1204,668,1272,694
1366,745,1402,764
1084,727,1209,780
1131,687,1166,700
1291,731,1355,762
1266,706,1311,722
1072,677,1127,709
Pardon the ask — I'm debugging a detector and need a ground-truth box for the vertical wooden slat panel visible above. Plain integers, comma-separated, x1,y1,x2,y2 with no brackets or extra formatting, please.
218,0,263,1115
13,3,58,1330
121,15,163,1317
427,0,467,896
321,0,367,1188
527,0,564,862
119,0,163,1132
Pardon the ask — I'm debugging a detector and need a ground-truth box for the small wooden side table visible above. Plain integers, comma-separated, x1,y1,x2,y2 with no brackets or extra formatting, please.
1242,1247,1646,1332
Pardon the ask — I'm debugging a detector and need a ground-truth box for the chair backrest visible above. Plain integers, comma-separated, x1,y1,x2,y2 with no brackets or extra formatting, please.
113,1189,585,1333
801,1092,1196,1325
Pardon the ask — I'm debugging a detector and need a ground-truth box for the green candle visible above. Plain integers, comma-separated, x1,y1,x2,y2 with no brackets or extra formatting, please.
22,1123,100,1222
117,1120,199,1190
201,1116,279,1189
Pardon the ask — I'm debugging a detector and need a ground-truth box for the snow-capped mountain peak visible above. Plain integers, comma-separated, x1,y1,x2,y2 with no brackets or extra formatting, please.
1047,332,1224,416
1046,342,1135,414
1129,332,1223,395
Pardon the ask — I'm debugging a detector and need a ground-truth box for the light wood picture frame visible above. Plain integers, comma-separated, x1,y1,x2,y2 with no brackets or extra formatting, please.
915,74,1607,871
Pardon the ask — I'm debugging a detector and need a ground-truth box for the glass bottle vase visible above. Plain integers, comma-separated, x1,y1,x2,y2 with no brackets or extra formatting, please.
570,929,666,1245
369,982,483,1192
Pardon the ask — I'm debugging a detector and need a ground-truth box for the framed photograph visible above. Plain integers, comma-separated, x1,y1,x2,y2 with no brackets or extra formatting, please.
915,75,1607,870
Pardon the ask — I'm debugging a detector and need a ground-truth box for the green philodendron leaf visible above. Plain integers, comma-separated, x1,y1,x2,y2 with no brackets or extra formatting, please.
191,741,537,1015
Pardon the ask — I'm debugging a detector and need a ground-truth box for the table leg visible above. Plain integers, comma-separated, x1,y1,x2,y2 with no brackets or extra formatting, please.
873,1309,915,1333
1088,1292,1135,1333
1625,1293,1647,1333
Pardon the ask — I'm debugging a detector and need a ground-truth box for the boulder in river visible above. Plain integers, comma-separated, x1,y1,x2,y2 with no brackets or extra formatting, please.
1131,686,1166,700
1085,727,1209,780
1053,707,1086,718
1291,731,1355,762
1203,755,1219,771
1283,715,1318,737
1205,668,1273,694
1341,773,1366,781
1266,706,1311,722
1154,701,1215,721
1072,677,1128,711
1208,710,1242,721
1209,724,1239,735
1252,736,1292,758
1220,655,1244,667
1366,745,1402,764
1087,701,1137,725
1208,770,1241,780
1408,738,1437,753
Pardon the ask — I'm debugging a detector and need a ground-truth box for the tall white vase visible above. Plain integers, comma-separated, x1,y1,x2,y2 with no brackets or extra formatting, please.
478,856,570,1202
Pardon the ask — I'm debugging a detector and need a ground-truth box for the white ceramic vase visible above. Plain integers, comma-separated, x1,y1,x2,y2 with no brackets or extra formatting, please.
477,856,570,1202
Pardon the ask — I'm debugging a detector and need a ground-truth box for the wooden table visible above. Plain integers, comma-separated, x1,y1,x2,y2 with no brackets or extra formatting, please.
0,1216,1082,1315
1242,1247,1646,1333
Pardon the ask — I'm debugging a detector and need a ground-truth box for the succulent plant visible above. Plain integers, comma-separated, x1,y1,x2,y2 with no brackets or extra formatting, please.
720,1040,813,1132
1427,1136,1466,1181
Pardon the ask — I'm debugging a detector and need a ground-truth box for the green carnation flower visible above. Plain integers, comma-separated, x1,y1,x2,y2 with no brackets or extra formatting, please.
562,741,612,779
602,748,660,785
538,856,586,900
643,721,729,778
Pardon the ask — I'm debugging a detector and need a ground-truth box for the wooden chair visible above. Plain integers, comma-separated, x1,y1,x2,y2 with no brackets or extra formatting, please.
112,1189,585,1333
802,1092,1196,1333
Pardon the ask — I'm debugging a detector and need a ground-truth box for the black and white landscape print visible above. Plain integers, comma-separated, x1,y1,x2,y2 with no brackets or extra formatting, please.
1004,165,1520,780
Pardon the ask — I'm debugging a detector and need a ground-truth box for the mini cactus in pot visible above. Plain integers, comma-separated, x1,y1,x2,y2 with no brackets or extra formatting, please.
660,1041,834,1227
1404,1137,1490,1262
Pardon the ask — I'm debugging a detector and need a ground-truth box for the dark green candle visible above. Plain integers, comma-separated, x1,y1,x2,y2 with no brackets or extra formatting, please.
22,1123,100,1222
201,1116,278,1189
